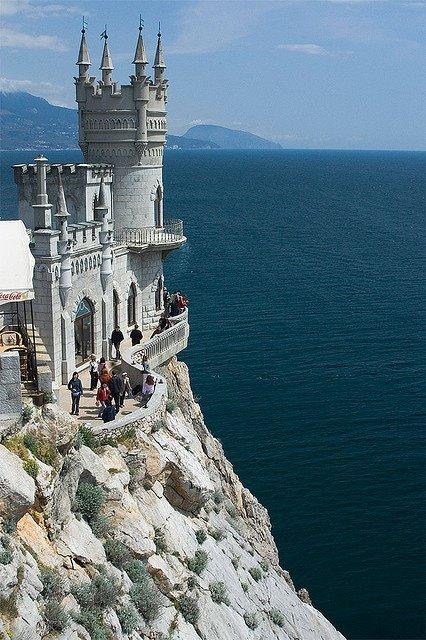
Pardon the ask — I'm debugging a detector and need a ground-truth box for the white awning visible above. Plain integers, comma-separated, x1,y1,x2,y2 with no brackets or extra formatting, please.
0,221,35,306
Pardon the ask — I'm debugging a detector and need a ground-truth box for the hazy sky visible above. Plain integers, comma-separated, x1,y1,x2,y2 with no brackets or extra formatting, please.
0,0,425,149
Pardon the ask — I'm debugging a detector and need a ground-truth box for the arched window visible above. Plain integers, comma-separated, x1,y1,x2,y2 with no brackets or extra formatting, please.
127,283,137,326
74,298,94,365
113,289,120,328
154,185,162,228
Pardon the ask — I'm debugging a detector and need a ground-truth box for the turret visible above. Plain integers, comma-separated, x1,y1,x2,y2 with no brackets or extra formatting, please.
55,172,72,306
76,19,91,81
133,17,148,79
96,175,113,292
100,30,114,87
32,155,52,230
153,24,166,85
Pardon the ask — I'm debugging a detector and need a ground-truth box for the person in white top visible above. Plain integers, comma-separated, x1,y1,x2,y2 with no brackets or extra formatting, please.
89,354,99,390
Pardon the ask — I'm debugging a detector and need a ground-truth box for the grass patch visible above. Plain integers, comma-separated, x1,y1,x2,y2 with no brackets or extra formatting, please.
269,608,286,627
124,559,148,583
117,603,140,634
154,527,167,553
23,431,58,467
195,529,207,544
23,458,39,479
44,600,69,632
249,566,262,582
130,579,162,623
77,425,97,450
166,399,176,413
259,559,269,572
209,527,225,542
241,582,249,593
244,612,259,629
104,539,132,568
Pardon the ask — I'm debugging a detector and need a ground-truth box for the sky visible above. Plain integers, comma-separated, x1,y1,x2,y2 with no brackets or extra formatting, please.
0,0,425,149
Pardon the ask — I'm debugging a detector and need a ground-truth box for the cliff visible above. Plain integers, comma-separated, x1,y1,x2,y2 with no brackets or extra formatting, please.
0,359,345,640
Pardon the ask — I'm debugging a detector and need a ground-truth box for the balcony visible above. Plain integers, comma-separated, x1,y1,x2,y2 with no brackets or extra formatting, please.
125,309,189,370
116,219,185,251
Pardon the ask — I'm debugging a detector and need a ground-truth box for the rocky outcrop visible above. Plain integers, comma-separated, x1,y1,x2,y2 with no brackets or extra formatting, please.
0,359,346,640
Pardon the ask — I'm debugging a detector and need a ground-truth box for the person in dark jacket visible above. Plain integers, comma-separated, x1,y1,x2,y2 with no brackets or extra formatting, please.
102,401,116,423
130,324,143,346
111,326,124,359
108,370,124,414
68,371,83,415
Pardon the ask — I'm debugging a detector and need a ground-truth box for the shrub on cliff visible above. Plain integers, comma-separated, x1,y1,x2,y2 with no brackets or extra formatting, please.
104,538,132,568
195,529,207,544
44,600,69,632
209,581,230,605
130,579,162,622
270,608,285,627
117,603,140,634
73,481,105,526
179,594,200,625
244,612,259,629
40,568,64,599
124,559,149,583
187,549,208,575
249,566,263,582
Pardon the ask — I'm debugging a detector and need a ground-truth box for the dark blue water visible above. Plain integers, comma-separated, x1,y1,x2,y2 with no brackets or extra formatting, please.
1,149,425,639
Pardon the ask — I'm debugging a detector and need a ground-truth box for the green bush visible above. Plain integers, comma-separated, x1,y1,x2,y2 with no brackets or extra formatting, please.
211,489,223,505
23,431,58,467
249,566,262,582
104,539,132,568
72,572,119,612
73,481,105,525
187,549,208,575
195,529,207,544
152,420,165,433
130,579,162,622
209,581,230,606
231,556,240,569
90,515,109,538
187,575,198,590
209,528,225,542
154,527,167,553
72,610,108,640
78,425,98,450
124,559,148,583
40,568,64,599
22,404,33,424
0,550,12,564
244,612,259,630
259,559,269,572
44,600,69,632
178,594,200,625
23,458,39,479
269,608,285,627
166,399,175,413
117,603,140,634
2,518,16,534
241,582,249,593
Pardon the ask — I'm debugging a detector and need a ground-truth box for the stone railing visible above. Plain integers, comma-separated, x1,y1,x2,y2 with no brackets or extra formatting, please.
116,219,184,248
123,310,189,371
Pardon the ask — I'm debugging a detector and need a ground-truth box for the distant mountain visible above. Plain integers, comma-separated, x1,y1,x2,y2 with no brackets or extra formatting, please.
184,124,281,150
0,92,277,151
0,91,77,150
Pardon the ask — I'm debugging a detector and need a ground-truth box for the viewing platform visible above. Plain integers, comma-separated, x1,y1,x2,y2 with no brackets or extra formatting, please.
116,220,185,251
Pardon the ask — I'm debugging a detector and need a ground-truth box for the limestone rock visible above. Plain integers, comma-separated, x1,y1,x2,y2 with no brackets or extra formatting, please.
17,513,61,568
56,515,106,565
0,444,35,520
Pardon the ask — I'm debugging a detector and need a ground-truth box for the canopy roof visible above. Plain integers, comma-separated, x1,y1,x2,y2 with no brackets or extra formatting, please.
0,221,35,306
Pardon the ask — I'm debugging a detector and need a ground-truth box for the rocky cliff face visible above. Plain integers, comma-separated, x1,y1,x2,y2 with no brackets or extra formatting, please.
0,359,345,640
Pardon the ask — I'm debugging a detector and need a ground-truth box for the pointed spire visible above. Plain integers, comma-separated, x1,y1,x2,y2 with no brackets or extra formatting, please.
133,15,148,66
154,23,166,70
56,173,70,219
100,27,114,86
96,174,108,210
76,17,91,68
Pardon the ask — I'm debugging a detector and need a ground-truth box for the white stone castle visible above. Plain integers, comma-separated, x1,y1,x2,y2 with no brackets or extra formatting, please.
10,24,189,389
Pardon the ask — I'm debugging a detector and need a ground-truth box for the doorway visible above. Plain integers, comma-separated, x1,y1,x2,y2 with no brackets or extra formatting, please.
74,298,94,365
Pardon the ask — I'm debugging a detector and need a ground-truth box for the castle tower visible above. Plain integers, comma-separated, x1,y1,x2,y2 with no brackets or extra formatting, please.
75,23,168,234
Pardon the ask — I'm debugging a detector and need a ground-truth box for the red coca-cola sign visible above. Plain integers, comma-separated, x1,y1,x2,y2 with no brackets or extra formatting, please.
0,291,31,302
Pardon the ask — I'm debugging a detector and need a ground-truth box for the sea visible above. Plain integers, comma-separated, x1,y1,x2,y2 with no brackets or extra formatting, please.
1,149,425,640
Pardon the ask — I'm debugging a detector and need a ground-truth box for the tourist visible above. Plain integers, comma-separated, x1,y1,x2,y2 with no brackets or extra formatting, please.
98,358,111,385
120,372,132,407
151,316,171,338
141,354,150,373
163,287,171,316
130,323,143,346
108,370,124,413
67,371,83,416
141,374,157,408
89,354,99,390
101,400,116,423
111,325,124,360
96,382,111,417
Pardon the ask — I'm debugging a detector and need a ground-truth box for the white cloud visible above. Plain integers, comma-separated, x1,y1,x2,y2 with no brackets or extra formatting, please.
0,0,82,17
0,28,68,51
0,76,72,107
278,43,331,55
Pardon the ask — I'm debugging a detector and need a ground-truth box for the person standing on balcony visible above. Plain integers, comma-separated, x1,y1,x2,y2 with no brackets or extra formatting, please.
68,371,83,416
130,324,143,346
120,372,132,407
109,370,124,414
111,326,124,360
89,354,99,390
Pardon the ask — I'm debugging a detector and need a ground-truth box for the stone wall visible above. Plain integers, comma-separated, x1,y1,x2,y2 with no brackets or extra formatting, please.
0,351,22,433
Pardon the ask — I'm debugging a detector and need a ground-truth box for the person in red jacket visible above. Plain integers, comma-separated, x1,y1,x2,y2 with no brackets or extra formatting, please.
96,382,111,418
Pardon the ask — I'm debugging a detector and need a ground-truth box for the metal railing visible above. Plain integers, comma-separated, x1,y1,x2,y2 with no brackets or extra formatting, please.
117,219,184,247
